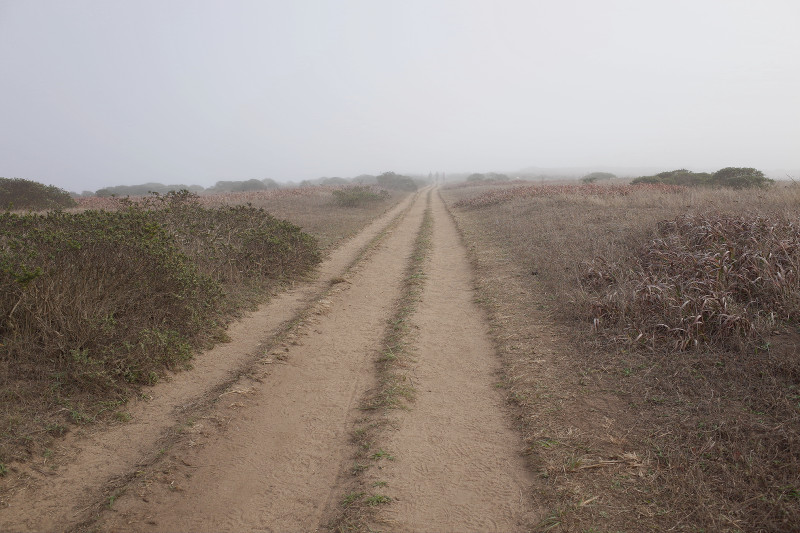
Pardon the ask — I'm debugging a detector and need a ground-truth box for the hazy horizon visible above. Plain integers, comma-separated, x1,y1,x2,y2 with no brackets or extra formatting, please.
2,0,799,192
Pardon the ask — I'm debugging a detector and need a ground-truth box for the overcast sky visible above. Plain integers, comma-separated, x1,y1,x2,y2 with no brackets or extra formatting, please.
1,0,799,191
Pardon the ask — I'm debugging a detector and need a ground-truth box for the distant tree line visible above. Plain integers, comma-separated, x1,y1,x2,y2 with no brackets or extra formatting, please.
631,167,773,189
86,172,419,198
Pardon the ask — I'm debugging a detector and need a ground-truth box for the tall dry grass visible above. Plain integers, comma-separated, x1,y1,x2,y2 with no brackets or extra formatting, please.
444,182,800,531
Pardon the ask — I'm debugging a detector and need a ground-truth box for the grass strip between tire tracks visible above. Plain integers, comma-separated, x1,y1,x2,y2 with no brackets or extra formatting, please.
328,189,433,532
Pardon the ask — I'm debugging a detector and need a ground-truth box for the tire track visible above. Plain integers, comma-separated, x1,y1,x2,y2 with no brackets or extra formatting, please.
365,189,538,532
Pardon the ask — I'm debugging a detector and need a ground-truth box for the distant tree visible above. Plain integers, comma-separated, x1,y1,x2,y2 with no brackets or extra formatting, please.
467,173,486,182
711,167,773,189
261,178,280,189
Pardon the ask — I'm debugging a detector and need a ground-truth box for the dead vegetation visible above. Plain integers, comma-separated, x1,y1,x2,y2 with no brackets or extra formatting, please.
442,183,800,532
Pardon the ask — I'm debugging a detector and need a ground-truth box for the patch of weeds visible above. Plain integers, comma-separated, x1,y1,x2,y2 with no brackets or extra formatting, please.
372,481,388,488
565,454,584,471
114,411,132,423
341,491,365,507
370,449,395,461
106,489,124,509
351,462,368,474
0,463,7,476
365,494,391,506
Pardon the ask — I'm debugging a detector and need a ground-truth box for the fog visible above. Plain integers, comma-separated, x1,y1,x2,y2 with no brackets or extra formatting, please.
1,0,799,192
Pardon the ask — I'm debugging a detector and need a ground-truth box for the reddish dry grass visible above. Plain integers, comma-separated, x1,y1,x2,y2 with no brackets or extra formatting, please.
452,183,684,209
443,183,800,532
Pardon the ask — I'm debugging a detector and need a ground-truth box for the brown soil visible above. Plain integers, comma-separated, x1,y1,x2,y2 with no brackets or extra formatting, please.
0,187,538,532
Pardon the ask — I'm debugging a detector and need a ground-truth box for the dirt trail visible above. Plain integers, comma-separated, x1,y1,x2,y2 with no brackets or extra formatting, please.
0,194,415,532
369,191,537,531
2,187,539,532
89,192,429,532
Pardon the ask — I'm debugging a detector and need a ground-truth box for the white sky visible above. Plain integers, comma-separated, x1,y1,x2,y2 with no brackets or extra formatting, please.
1,0,799,191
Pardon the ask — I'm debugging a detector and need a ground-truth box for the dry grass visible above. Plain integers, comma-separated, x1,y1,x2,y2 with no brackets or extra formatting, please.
442,183,800,532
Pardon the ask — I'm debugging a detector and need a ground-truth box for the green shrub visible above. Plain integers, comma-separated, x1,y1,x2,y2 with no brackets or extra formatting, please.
632,168,772,189
0,208,220,394
376,172,417,191
0,177,77,210
631,169,712,187
331,186,390,207
711,167,774,189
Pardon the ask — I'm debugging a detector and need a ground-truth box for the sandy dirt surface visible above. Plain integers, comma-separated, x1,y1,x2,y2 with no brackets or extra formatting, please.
2,188,538,532
367,191,537,532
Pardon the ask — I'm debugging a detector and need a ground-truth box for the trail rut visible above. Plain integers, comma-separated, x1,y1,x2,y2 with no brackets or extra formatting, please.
366,191,537,531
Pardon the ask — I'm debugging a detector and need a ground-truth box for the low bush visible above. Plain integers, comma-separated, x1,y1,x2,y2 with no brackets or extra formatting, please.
580,171,616,183
331,186,390,207
632,167,773,189
0,177,77,210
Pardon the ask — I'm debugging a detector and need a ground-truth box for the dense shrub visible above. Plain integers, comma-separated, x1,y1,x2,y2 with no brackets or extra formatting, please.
331,186,390,207
376,171,417,191
711,167,774,189
631,169,712,187
135,191,320,291
0,177,77,210
632,167,772,189
0,208,221,394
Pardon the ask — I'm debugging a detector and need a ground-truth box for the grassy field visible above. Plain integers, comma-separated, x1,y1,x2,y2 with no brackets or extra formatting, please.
1,186,405,469
442,182,800,532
